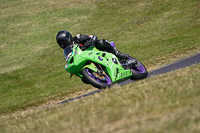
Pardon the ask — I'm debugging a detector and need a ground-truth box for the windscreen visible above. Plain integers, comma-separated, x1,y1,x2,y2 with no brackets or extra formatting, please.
63,45,73,61
63,45,73,57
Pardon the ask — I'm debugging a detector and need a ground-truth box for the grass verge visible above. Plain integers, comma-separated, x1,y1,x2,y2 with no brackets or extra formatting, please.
1,64,200,133
0,0,200,127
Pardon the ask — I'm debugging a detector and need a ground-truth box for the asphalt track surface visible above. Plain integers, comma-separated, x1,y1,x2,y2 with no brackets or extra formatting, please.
56,53,200,106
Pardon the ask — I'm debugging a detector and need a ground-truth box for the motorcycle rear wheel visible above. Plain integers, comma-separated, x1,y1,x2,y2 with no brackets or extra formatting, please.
129,57,148,80
82,68,113,89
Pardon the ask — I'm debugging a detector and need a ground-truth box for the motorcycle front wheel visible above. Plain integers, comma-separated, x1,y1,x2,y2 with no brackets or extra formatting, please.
82,68,113,89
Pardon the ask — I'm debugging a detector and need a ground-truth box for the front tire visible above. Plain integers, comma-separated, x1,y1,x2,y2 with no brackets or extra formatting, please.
82,68,113,89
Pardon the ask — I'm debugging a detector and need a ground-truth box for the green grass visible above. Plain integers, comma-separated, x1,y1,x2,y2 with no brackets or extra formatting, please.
0,0,97,114
0,0,200,132
1,64,200,133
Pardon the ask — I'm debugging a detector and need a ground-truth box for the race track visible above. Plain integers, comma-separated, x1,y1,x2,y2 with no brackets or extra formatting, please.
56,53,200,105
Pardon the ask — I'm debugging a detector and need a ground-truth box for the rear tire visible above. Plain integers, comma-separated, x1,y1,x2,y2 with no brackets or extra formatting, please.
129,57,148,80
82,68,113,89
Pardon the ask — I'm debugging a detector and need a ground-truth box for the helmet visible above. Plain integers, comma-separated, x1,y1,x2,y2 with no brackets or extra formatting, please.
56,30,72,49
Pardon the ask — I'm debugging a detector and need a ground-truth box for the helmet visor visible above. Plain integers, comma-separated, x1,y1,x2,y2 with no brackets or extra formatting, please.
60,40,67,45
59,38,72,49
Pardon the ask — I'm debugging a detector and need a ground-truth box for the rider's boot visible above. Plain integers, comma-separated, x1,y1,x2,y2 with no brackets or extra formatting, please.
112,47,130,60
103,40,130,59
96,39,130,60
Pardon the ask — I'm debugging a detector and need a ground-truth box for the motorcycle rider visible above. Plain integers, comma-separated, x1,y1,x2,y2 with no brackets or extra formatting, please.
56,30,129,59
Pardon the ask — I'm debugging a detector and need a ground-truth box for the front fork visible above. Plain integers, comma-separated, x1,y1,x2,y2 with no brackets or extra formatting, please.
82,62,108,80
82,62,106,75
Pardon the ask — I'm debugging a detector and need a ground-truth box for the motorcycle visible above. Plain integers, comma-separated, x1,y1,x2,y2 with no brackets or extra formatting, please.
63,41,148,89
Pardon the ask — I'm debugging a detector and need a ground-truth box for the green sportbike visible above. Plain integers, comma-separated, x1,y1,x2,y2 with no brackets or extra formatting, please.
64,42,148,89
